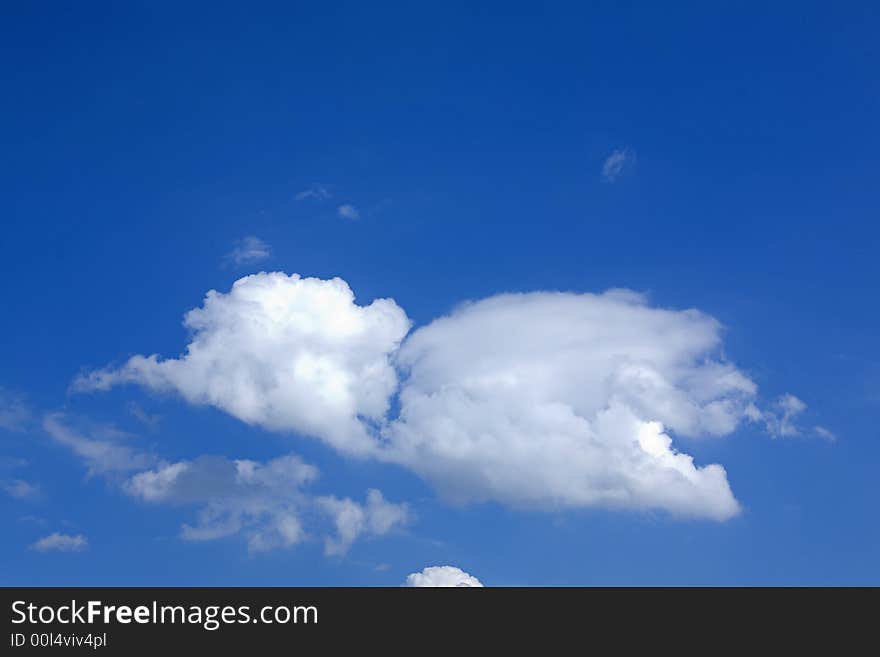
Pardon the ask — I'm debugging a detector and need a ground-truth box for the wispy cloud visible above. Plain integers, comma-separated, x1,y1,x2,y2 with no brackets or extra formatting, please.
745,394,808,438
0,387,30,431
127,401,160,429
41,411,407,556
295,184,332,201
31,532,88,552
814,426,838,442
315,489,410,556
1,479,39,499
224,236,271,267
43,413,155,476
337,204,360,220
601,147,635,183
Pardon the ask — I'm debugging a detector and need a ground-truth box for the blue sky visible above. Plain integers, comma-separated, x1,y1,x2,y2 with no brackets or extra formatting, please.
1,1,878,586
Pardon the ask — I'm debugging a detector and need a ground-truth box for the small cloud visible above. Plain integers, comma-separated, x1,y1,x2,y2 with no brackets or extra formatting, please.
770,393,807,437
814,426,838,442
31,532,88,552
1,479,39,500
403,565,483,587
316,489,410,556
337,204,360,220
601,148,636,183
224,236,271,267
746,394,808,438
295,184,332,201
0,387,30,431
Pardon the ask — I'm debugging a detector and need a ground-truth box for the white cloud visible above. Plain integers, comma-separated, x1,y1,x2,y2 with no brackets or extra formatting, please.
404,566,483,587
127,453,317,552
0,388,30,431
224,236,271,267
75,273,804,522
746,394,807,438
295,184,332,201
127,454,405,554
42,409,404,555
384,291,751,520
814,426,837,442
1,479,39,499
601,148,635,183
316,489,410,556
43,413,155,476
73,273,410,456
31,532,88,552
337,204,360,220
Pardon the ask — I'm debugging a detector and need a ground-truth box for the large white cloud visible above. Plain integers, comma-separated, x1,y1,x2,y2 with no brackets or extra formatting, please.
383,291,750,519
404,566,483,587
75,273,799,521
74,273,411,456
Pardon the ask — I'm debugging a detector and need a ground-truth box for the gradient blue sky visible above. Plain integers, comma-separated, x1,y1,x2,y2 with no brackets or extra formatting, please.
1,1,878,585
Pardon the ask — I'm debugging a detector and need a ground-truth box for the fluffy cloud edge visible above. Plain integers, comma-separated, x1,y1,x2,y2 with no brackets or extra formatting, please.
403,565,483,587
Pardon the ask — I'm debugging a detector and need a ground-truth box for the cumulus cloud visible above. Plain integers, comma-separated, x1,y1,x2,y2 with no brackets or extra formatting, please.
73,273,411,456
316,489,410,556
75,272,803,521
295,184,332,201
601,148,635,183
0,387,30,431
404,566,483,587
337,204,360,220
384,291,752,519
31,533,88,552
224,236,271,267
